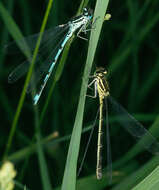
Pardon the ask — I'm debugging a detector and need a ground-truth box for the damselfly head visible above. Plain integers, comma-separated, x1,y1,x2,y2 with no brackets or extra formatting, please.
83,7,93,18
95,67,107,77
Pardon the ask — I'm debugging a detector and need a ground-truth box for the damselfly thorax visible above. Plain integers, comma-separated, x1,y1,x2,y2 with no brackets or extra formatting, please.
94,67,109,100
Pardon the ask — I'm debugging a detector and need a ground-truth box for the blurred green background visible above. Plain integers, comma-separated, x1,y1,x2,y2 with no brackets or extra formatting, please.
0,0,159,189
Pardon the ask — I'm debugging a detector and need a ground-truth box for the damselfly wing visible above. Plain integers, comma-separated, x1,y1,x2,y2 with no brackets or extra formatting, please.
7,8,93,104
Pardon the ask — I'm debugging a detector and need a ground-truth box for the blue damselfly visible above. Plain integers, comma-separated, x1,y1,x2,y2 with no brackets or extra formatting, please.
8,8,93,105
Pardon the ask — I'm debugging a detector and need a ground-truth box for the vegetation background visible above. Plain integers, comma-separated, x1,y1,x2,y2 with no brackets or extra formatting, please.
0,0,159,189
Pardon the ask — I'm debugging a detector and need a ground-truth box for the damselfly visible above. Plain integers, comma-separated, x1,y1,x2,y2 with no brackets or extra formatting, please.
83,67,159,180
8,8,93,105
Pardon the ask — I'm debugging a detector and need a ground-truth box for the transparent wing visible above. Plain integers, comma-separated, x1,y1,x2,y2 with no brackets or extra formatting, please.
78,108,100,177
8,58,32,83
5,24,68,54
8,24,69,85
104,98,112,183
108,96,159,155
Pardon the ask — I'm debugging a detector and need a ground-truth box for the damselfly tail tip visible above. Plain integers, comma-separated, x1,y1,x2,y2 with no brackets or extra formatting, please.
97,173,102,180
33,95,39,105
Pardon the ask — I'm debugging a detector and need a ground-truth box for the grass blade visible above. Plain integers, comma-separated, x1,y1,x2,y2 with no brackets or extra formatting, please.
133,166,159,190
112,156,159,190
61,0,110,189
2,0,54,159
36,133,52,190
0,2,31,58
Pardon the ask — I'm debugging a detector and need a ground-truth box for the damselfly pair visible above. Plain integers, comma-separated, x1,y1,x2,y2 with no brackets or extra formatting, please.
80,67,159,180
8,8,93,105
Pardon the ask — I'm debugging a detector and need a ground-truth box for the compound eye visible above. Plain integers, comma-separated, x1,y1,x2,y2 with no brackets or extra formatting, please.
83,8,87,12
83,8,88,16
